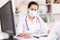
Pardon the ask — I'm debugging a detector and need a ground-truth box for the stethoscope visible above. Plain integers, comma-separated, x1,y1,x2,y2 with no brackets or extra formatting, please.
25,16,40,30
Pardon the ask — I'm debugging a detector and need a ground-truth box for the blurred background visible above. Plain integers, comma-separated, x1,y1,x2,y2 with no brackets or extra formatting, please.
14,0,60,29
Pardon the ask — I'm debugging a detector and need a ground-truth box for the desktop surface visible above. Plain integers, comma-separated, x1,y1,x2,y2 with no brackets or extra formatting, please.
3,38,17,40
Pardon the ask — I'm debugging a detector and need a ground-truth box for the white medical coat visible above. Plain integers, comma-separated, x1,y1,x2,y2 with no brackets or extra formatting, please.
16,15,49,40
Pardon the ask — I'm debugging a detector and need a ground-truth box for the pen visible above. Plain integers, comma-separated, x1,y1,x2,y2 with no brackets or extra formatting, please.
33,36,39,39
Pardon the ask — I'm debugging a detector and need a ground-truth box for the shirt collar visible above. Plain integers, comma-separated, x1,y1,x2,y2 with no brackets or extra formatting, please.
27,16,37,23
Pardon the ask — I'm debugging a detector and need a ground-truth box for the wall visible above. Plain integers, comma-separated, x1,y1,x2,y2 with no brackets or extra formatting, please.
0,0,9,8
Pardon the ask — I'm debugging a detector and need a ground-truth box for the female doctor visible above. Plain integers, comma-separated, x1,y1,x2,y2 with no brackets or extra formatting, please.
16,1,50,40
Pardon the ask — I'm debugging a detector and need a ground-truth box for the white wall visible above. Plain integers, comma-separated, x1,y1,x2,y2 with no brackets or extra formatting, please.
52,4,60,13
0,0,9,8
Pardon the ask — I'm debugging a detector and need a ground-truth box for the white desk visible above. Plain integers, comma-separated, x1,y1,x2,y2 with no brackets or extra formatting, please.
0,32,9,40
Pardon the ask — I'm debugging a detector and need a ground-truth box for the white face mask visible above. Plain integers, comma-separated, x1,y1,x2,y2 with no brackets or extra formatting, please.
28,10,37,17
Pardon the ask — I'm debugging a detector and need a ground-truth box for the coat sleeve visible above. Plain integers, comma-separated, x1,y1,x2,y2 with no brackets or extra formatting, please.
38,16,49,34
16,17,25,36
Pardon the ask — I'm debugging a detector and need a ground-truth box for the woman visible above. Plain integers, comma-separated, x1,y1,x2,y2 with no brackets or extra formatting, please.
16,1,50,40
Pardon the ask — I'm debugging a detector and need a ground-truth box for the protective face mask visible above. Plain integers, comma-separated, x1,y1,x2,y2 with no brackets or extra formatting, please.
29,10,37,17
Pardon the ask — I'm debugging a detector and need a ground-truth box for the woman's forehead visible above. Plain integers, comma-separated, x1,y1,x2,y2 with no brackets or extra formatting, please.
29,5,37,9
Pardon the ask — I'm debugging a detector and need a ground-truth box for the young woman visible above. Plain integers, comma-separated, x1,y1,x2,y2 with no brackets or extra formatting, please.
16,1,50,40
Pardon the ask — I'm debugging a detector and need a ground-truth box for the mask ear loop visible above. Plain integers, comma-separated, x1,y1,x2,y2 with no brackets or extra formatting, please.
25,16,29,30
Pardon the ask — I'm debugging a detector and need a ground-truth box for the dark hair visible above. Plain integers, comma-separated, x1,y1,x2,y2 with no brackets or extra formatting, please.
28,1,39,9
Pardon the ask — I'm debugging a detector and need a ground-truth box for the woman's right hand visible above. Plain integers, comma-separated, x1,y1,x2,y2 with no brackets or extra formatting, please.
17,33,32,38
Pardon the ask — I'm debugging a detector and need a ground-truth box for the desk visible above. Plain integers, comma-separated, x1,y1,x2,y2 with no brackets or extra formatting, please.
0,32,9,40
0,32,17,40
2,38,17,40
0,32,56,40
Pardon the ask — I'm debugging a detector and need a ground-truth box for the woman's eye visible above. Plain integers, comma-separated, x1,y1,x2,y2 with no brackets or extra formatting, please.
31,9,37,11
